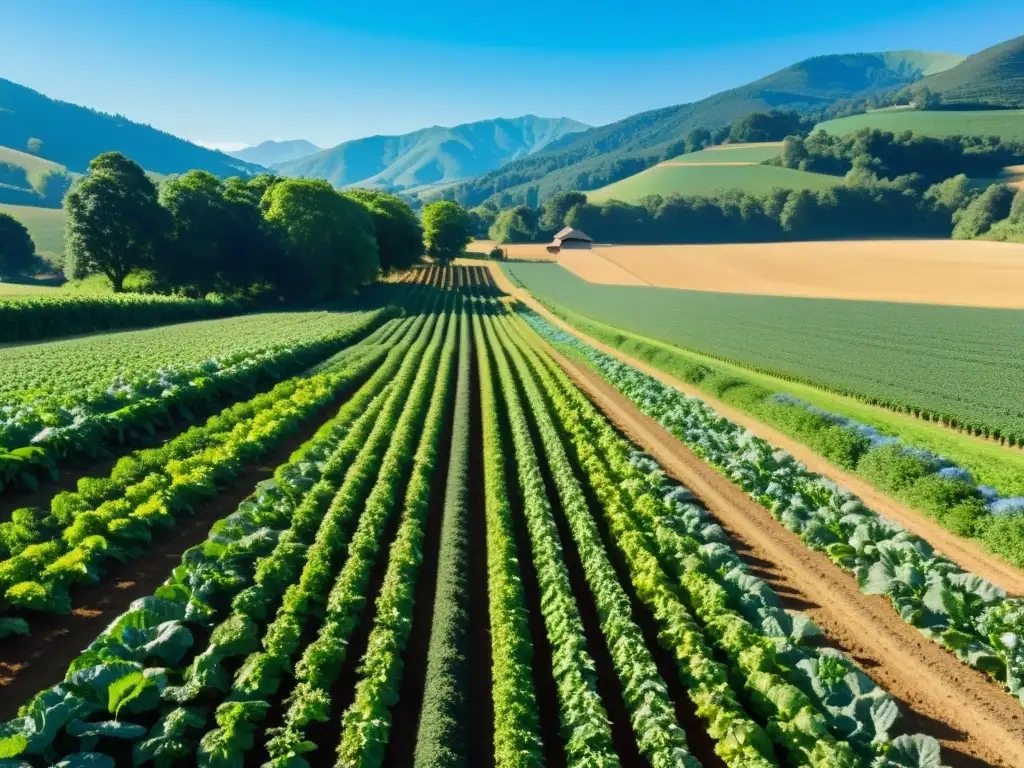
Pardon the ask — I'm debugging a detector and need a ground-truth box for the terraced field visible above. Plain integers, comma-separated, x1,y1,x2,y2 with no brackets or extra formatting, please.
1,266,1022,767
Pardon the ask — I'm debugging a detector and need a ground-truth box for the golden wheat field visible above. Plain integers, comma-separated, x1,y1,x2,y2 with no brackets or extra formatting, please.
472,239,1024,308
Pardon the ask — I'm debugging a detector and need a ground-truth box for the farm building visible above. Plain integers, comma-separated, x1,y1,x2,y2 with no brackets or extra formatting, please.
547,227,593,254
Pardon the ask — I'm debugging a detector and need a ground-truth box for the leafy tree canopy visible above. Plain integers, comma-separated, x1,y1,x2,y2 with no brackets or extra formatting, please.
63,151,168,292
422,201,472,264
343,189,424,272
0,212,37,278
489,205,539,243
262,178,379,300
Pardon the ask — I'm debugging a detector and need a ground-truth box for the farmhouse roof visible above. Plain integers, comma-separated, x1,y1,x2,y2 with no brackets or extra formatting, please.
554,227,593,242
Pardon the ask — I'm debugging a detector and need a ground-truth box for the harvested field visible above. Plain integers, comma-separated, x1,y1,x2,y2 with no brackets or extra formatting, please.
548,239,1024,308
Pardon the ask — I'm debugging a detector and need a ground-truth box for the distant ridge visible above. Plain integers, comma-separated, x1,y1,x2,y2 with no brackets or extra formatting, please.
228,139,321,167
0,78,262,177
907,35,1024,105
273,115,590,191
445,49,965,207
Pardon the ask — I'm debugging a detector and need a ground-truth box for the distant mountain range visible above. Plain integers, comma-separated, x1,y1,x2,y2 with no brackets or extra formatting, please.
445,50,968,207
0,79,262,178
2,33,1022,214
227,139,321,167
271,115,590,192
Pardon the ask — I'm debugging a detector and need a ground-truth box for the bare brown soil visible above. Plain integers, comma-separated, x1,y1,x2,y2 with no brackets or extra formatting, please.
540,339,1024,767
483,260,1024,594
475,238,1024,309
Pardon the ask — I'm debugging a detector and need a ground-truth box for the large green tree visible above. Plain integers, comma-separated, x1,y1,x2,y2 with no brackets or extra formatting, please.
262,178,379,300
159,170,229,295
953,183,1015,239
63,152,168,292
343,189,424,272
422,201,472,264
0,212,36,279
489,205,539,243
539,191,587,233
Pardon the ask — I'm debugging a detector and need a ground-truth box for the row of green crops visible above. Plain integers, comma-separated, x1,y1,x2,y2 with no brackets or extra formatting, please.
0,281,447,766
0,291,406,404
507,289,1024,572
0,304,397,494
501,262,1024,446
0,267,968,767
468,302,545,767
517,305,1024,711
500,306,946,767
0,339,393,629
488,311,702,768
413,300,473,766
0,292,245,344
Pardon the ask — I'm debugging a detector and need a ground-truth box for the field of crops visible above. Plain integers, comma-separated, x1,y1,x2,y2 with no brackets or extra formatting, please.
4,265,1024,766
586,164,840,204
815,109,1024,142
0,301,397,495
501,262,1024,445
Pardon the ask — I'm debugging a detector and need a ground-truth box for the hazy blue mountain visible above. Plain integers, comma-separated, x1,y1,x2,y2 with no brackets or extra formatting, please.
273,115,590,190
228,139,321,167
0,78,263,177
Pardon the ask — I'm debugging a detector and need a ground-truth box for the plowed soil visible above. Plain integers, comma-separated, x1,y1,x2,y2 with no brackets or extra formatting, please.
480,259,1024,768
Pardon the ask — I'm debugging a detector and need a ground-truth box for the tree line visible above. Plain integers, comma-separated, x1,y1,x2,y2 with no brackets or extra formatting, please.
770,128,1024,185
53,152,426,297
1,151,482,291
482,175,1024,245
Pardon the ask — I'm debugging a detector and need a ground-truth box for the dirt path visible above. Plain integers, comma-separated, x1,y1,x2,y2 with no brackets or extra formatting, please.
477,260,1024,596
532,334,1024,767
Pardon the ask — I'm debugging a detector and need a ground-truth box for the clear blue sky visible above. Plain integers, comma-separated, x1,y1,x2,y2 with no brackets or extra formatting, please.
2,0,1022,150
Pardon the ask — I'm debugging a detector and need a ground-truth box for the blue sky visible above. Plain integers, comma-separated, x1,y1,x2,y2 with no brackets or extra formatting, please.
1,0,1022,150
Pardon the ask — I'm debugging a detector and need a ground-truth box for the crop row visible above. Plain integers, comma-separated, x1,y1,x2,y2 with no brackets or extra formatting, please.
0,292,245,344
0,282,447,765
412,298,473,765
0,290,407,405
501,262,1024,446
518,305,1024,710
0,301,426,631
490,310,705,767
0,304,397,494
500,307,945,767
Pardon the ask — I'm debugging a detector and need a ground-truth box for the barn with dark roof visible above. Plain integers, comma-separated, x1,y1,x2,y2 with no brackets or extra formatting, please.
546,227,593,254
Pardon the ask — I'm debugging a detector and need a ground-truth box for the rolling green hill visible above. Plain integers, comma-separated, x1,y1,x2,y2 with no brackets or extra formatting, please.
228,139,321,167
0,203,66,263
0,78,265,177
664,142,784,164
446,50,962,207
586,163,841,204
906,35,1024,106
0,145,66,183
816,109,1024,142
273,115,589,191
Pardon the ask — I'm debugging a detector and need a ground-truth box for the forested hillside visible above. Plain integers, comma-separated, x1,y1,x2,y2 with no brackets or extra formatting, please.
906,34,1024,105
446,51,962,207
273,115,589,191
0,79,263,177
